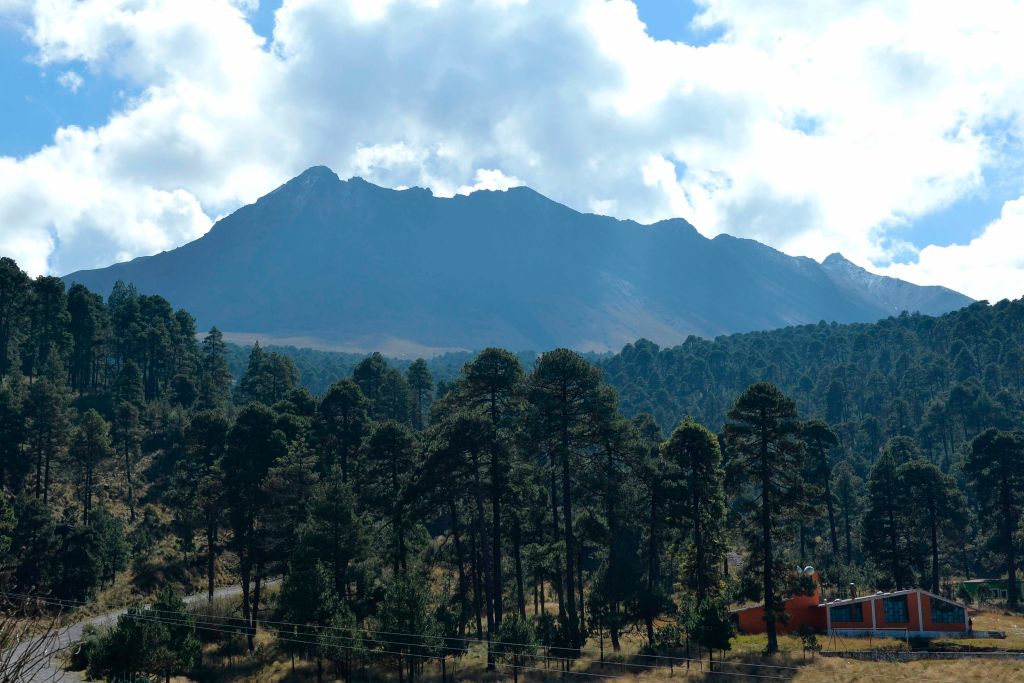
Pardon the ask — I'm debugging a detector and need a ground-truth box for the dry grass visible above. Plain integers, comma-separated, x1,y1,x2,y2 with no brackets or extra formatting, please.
790,657,1024,682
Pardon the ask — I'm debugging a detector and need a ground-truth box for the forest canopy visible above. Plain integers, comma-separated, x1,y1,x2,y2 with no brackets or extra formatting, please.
1,255,1022,678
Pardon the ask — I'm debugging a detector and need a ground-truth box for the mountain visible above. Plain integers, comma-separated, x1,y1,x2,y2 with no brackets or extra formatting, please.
63,166,973,354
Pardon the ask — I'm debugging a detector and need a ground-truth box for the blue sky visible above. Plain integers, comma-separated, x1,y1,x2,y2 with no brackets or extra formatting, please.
0,0,1022,300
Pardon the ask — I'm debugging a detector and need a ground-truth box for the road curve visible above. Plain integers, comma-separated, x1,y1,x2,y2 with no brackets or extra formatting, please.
7,583,252,682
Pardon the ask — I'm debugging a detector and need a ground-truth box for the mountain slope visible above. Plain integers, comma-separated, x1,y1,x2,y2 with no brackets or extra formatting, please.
64,166,973,354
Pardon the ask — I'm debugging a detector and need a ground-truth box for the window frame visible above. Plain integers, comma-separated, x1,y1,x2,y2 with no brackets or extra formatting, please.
829,602,864,623
882,595,909,624
930,597,964,624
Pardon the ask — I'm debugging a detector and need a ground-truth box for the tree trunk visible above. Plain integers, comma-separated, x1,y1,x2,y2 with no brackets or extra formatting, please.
450,501,468,636
240,556,254,652
491,450,503,630
929,497,940,594
549,460,566,625
470,448,495,669
206,515,217,602
470,520,484,638
761,414,778,655
253,565,263,646
124,444,136,523
825,476,840,562
645,481,659,646
513,514,527,619
1004,480,1019,608
561,443,579,649
843,503,853,564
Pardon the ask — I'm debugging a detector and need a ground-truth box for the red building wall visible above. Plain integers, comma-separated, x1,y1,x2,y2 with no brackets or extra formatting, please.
735,575,826,634
736,589,968,635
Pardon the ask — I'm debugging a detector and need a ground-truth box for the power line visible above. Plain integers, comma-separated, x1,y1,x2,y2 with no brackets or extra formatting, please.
4,591,924,683
4,592,799,675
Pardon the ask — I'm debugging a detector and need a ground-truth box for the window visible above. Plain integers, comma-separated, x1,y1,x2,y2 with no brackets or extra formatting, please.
829,603,863,622
931,598,964,624
883,596,909,623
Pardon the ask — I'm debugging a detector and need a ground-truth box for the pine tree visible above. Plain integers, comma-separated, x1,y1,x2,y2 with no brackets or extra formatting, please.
966,429,1024,608
723,382,805,655
177,410,230,601
898,459,966,593
24,379,71,504
456,348,523,629
0,382,27,493
831,460,861,564
223,402,288,649
69,410,114,526
406,359,434,430
662,418,727,601
198,328,233,410
526,348,612,652
314,379,369,481
362,420,418,573
0,257,30,379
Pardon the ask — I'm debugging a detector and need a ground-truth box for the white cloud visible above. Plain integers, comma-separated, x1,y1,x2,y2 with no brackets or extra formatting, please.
0,0,1021,301
57,69,83,92
456,169,523,195
879,197,1024,302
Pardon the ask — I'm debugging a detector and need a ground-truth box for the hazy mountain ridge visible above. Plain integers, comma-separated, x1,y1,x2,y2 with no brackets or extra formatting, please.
64,166,973,354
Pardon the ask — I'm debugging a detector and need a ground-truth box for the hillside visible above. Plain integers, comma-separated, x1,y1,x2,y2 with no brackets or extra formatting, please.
64,166,971,354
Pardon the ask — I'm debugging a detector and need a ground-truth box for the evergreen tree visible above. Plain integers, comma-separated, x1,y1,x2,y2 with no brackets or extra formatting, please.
24,379,70,504
375,572,439,683
966,429,1024,608
456,348,524,628
112,402,142,521
298,469,367,605
362,420,418,573
526,348,612,651
723,382,806,654
0,382,27,493
69,410,114,526
223,402,288,649
802,420,841,560
314,378,369,481
898,459,966,592
662,418,727,601
353,352,390,418
863,446,915,589
406,358,434,430
24,276,71,380
0,257,30,378
176,410,229,601
198,327,233,410
831,460,861,564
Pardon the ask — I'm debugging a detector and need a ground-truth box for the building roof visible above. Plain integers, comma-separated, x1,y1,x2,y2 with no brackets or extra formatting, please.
818,587,966,610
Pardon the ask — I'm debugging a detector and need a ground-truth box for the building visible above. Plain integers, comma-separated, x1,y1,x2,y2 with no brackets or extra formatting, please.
733,567,972,638
733,569,827,635
960,578,1024,604
821,589,969,638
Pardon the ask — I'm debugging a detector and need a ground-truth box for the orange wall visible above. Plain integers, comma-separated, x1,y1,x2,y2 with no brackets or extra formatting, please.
735,590,826,634
734,585,966,635
828,593,966,633
921,594,968,632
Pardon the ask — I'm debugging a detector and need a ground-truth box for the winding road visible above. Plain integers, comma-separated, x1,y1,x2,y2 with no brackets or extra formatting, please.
6,583,251,682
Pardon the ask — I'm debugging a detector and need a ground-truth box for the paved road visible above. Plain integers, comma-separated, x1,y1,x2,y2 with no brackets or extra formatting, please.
6,584,250,682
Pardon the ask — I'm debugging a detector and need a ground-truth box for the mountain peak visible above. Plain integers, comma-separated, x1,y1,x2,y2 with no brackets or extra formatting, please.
63,168,974,353
297,165,340,183
822,252,854,267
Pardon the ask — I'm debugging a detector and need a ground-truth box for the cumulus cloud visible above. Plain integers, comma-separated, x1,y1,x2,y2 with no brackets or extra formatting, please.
881,198,1024,302
0,0,1021,300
